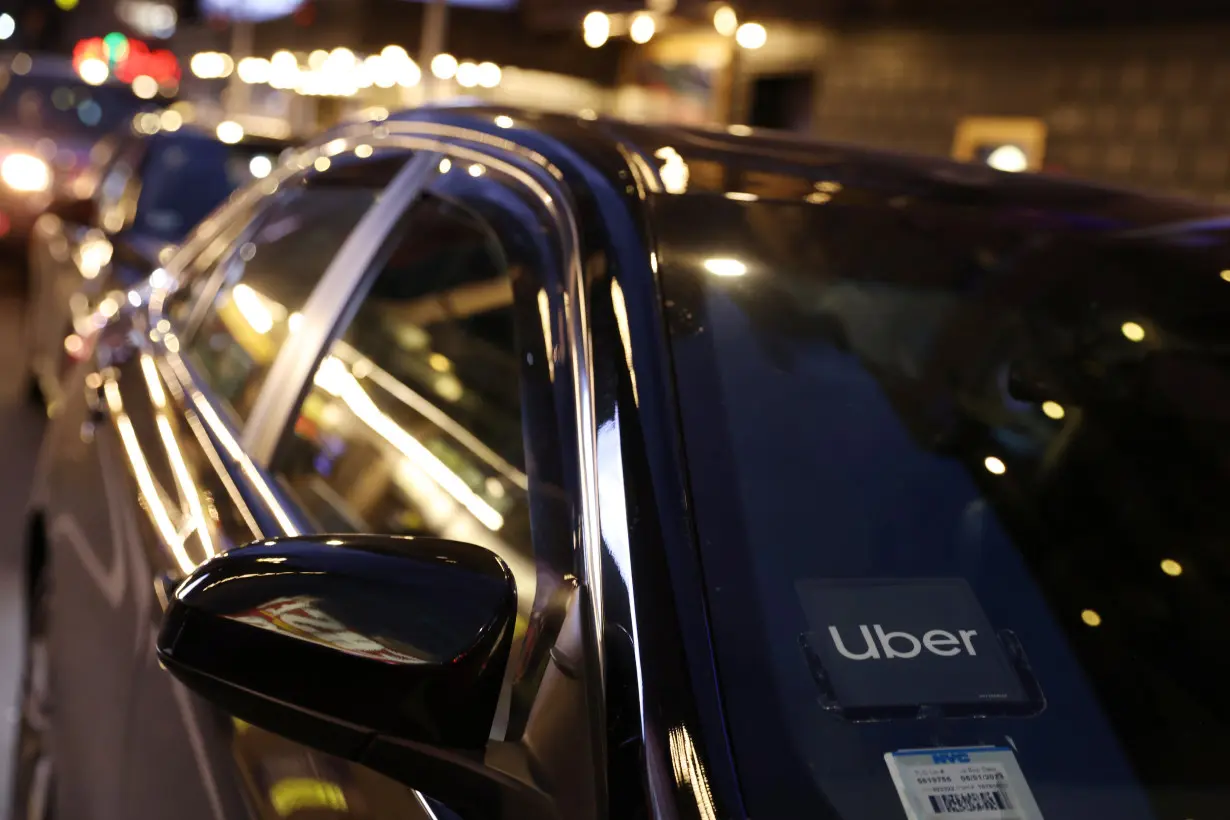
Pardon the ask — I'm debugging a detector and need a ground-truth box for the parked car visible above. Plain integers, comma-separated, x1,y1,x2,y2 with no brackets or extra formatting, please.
0,53,147,246
15,105,1230,820
24,119,286,413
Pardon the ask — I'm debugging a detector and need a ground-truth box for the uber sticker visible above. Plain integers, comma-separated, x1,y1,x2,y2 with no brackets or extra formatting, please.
796,578,1044,720
884,746,1044,820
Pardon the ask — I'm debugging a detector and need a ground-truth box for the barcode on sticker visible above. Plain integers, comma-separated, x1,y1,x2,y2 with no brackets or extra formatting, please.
928,789,1013,813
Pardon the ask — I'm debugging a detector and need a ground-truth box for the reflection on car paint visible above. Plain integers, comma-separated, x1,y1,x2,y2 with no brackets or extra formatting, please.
226,594,430,665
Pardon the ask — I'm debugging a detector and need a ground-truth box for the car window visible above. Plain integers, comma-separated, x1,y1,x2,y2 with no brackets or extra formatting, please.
131,136,282,242
0,69,144,134
184,153,410,423
657,192,1230,820
275,191,523,533
160,198,268,333
271,165,574,743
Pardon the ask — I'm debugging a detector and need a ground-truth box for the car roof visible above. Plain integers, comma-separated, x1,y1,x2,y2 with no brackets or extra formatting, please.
385,104,1221,235
1,51,135,91
146,125,288,151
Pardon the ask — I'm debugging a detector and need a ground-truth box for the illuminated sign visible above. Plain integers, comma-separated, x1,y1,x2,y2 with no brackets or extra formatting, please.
73,35,180,85
200,0,305,21
399,0,517,7
117,1,178,39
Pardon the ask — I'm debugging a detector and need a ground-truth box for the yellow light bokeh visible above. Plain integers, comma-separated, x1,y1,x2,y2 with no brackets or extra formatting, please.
1161,559,1183,577
1121,321,1146,342
1081,609,1102,627
1042,400,1066,420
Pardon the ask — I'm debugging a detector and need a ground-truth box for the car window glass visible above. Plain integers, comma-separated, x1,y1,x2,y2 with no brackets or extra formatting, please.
132,137,283,242
657,192,1230,820
272,167,574,743
160,198,267,333
186,155,410,423
0,71,144,134
276,191,524,531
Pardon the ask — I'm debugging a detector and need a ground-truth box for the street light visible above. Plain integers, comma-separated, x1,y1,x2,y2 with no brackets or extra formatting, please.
430,52,458,80
583,11,610,48
79,58,110,85
216,120,244,144
735,22,767,49
630,13,655,44
477,61,501,88
456,61,478,87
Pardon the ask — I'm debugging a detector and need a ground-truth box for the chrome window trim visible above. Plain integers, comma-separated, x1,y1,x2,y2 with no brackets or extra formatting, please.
151,149,327,336
240,140,445,463
370,119,606,690
157,156,299,288
179,199,276,341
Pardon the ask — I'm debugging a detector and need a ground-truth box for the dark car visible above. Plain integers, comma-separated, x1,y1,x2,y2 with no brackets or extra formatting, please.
0,53,146,244
15,105,1230,820
24,121,286,413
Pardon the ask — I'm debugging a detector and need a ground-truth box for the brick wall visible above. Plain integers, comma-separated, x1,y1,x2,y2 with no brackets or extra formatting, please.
737,25,1230,203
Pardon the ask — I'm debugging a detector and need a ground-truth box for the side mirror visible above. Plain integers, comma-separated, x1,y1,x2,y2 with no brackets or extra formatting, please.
157,535,545,816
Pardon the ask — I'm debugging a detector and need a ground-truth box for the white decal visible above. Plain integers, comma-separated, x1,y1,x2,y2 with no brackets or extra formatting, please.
885,746,1045,820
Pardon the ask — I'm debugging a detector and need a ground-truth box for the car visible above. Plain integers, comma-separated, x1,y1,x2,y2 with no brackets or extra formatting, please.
24,117,287,414
15,104,1230,820
0,53,148,246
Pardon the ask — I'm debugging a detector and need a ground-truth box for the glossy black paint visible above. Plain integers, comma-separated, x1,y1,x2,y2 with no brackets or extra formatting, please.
157,534,516,753
394,105,759,820
34,102,1230,820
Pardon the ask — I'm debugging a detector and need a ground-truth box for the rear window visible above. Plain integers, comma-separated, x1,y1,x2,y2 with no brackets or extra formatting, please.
0,70,143,135
658,191,1230,820
132,136,282,241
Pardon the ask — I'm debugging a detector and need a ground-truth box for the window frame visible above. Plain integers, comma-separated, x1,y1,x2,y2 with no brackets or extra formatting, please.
248,128,594,739
149,134,434,443
144,118,602,768
241,132,588,471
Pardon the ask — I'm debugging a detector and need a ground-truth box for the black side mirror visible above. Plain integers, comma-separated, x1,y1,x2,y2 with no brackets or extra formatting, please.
157,535,549,817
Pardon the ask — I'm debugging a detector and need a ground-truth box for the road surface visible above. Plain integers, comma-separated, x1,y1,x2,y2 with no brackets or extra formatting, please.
0,252,49,807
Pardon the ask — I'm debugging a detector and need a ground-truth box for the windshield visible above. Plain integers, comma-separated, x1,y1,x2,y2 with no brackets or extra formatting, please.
131,136,281,241
658,191,1230,820
0,72,143,136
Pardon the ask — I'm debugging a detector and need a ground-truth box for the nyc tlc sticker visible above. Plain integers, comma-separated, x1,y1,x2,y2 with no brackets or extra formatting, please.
884,746,1044,820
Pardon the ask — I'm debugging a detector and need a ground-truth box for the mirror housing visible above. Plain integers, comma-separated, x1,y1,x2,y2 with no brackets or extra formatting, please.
157,535,531,811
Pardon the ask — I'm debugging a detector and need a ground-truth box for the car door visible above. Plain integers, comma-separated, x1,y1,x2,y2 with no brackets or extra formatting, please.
33,139,410,820
111,146,428,820
253,144,599,819
119,130,596,819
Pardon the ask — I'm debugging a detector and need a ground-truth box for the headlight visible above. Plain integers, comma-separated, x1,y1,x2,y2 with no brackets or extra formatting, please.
1,153,52,193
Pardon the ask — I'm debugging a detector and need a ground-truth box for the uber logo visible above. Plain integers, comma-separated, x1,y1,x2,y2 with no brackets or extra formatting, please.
828,625,980,660
796,578,1036,719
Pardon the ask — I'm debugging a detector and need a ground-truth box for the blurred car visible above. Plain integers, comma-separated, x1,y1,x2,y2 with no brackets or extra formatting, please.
15,105,1230,820
0,52,147,245
24,121,286,413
